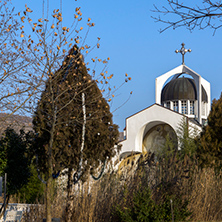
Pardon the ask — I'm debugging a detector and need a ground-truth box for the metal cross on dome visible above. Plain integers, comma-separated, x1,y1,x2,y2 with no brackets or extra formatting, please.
175,43,191,65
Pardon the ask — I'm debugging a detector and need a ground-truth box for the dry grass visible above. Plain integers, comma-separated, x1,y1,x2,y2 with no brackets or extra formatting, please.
71,172,122,222
22,204,45,222
188,168,222,221
21,186,66,222
22,154,222,222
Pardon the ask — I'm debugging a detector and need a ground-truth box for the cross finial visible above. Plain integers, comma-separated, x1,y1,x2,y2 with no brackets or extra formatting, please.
175,43,191,65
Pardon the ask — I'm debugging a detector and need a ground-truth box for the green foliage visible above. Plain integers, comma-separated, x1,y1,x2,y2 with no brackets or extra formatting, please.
114,186,191,222
0,128,31,195
177,117,197,159
16,164,45,203
198,93,222,168
156,134,177,161
0,141,7,176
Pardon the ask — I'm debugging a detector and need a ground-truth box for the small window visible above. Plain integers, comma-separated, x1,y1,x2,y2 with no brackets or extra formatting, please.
166,101,170,109
190,101,194,115
173,101,178,112
181,100,187,114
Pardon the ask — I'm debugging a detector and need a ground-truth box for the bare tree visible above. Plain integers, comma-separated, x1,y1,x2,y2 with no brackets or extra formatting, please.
0,1,47,134
152,0,222,34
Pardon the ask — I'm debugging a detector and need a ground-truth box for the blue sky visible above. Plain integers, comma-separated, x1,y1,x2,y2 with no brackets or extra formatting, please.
12,0,222,130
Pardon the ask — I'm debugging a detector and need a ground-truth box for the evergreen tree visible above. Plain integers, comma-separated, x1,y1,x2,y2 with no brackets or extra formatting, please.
177,117,197,159
32,45,120,220
198,93,222,168
0,128,31,210
16,164,45,203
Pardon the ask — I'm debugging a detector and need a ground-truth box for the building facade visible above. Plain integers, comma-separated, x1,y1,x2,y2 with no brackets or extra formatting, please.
119,60,211,160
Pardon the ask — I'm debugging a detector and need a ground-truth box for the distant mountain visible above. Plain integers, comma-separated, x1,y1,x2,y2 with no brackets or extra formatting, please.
0,113,32,135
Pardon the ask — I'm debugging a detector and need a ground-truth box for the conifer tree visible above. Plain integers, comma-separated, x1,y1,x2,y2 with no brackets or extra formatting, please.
198,93,222,168
0,128,31,213
33,45,120,221
177,117,197,159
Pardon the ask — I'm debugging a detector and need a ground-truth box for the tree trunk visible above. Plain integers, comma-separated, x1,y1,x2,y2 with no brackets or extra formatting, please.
65,93,86,221
65,167,74,222
46,109,55,222
46,173,52,222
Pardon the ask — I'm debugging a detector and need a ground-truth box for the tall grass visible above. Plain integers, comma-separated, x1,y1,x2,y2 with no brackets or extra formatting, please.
188,168,222,221
22,153,222,221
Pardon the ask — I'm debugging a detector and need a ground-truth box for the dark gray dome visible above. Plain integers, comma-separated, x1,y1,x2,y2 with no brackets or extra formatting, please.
161,77,208,103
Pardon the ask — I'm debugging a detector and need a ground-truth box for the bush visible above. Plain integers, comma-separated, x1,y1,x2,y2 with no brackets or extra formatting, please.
114,186,191,222
16,164,45,203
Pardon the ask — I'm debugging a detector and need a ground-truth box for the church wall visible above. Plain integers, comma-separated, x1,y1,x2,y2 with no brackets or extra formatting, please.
120,104,185,154
188,121,202,138
200,77,211,117
119,63,210,159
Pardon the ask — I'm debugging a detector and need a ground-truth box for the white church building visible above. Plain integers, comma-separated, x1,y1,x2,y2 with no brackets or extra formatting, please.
119,43,211,159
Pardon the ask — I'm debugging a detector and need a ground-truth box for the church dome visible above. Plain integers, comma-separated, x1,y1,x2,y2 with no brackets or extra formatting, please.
161,77,208,103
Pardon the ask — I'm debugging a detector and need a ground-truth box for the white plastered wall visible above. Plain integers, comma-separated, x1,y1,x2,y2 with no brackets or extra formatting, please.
119,104,185,154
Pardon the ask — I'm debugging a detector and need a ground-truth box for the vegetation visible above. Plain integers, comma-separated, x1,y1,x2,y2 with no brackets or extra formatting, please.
21,150,222,222
0,1,222,222
33,45,119,177
114,186,190,222
0,0,131,220
177,117,198,159
32,45,120,221
0,0,132,220
197,93,222,168
0,128,31,209
16,164,45,203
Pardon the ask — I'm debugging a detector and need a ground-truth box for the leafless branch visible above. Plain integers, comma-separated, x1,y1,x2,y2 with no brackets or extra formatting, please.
152,0,222,34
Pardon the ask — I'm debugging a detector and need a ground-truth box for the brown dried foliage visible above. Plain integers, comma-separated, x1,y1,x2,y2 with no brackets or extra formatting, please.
23,153,222,221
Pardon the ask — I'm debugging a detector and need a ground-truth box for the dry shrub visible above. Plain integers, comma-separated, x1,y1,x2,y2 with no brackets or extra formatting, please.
188,168,222,221
22,185,66,222
22,153,222,221
70,172,123,222
71,180,97,222
22,204,45,222
71,152,194,221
